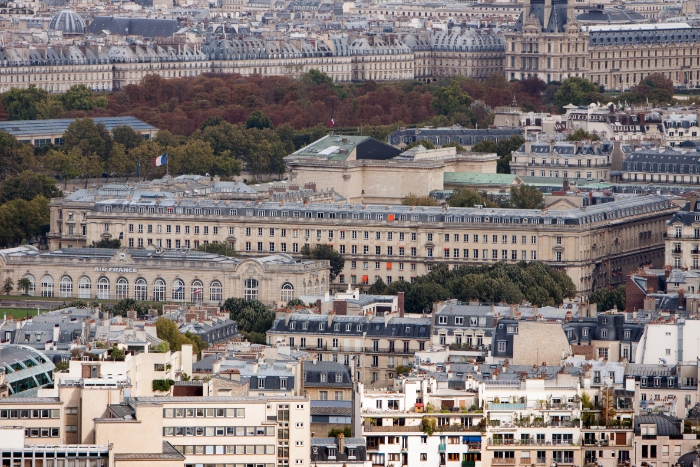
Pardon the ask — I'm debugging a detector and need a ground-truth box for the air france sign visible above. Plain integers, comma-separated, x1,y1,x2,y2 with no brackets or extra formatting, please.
94,267,138,273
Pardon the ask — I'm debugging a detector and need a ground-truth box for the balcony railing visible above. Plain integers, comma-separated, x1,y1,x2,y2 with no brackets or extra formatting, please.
492,459,516,465
439,443,446,452
365,347,412,354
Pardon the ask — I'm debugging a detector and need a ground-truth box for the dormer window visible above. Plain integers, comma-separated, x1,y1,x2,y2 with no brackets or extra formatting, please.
334,324,340,331
438,316,447,325
454,317,464,325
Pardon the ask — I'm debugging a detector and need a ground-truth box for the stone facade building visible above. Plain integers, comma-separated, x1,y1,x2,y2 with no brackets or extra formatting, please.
0,246,329,307
46,188,676,297
509,140,613,180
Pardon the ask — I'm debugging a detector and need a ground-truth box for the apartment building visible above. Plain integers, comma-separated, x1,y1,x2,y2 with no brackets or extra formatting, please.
267,312,430,384
47,191,676,297
358,377,484,467
509,141,613,181
665,198,700,270
0,379,311,467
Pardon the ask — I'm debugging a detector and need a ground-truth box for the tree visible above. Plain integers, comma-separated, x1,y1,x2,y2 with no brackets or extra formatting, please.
589,285,626,312
495,136,525,174
367,278,387,295
566,129,600,142
43,148,81,189
112,125,145,151
91,239,121,248
245,110,274,130
431,80,473,116
448,188,496,208
54,360,70,374
554,77,603,109
0,85,49,120
222,298,276,337
302,69,334,87
168,139,215,175
105,143,137,179
405,282,450,313
0,132,37,181
61,85,97,111
63,118,113,161
401,193,438,206
300,244,345,281
508,185,544,210
0,172,61,204
196,242,236,257
328,427,352,438
110,347,125,361
2,278,13,295
155,317,198,352
471,140,498,154
18,277,31,295
404,140,435,150
286,298,306,308
184,331,207,357
0,196,50,247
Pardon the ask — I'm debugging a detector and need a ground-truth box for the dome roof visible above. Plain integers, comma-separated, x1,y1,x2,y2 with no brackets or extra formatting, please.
49,9,86,35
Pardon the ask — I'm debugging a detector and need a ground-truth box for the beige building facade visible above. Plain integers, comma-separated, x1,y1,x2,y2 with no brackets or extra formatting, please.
0,246,329,307
46,193,675,298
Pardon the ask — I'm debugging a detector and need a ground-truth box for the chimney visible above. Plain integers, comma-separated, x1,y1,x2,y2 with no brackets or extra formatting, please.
398,292,405,318
315,299,322,314
333,300,347,315
686,194,698,212
589,303,597,318
53,324,60,342
337,433,345,453
509,304,518,319
610,140,624,172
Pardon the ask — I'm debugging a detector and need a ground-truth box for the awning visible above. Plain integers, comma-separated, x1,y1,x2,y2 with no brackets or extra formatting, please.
463,436,481,442
386,262,392,270
362,275,369,283
388,214,395,221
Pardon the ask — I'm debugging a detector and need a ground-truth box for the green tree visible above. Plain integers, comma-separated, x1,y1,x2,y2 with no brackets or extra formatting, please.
554,77,603,109
401,193,438,206
110,347,125,361
105,143,137,179
61,85,97,111
155,317,198,352
0,196,50,247
2,278,13,295
566,129,600,142
18,277,31,295
112,125,145,151
43,148,81,189
212,150,244,177
367,278,387,295
91,239,121,248
0,171,61,204
448,188,497,208
404,140,435,150
222,298,276,336
63,118,113,161
196,242,236,257
405,282,450,313
495,136,525,173
128,141,165,180
302,69,334,87
286,298,306,308
471,139,498,154
245,110,274,130
54,360,70,374
507,185,544,210
0,85,49,120
300,244,345,281
431,80,473,116
35,95,65,119
184,331,207,357
589,285,626,312
328,427,352,438
0,132,37,181
169,139,215,175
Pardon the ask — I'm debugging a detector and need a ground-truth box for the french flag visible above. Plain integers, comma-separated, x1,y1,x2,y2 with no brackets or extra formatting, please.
154,154,167,167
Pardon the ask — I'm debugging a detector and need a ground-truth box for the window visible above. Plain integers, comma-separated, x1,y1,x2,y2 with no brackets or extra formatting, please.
135,278,148,301
41,275,54,297
59,275,73,298
281,283,294,302
190,280,204,302
154,279,166,301
97,277,110,300
497,341,506,352
171,279,184,301
115,277,128,300
245,279,259,300
210,280,222,302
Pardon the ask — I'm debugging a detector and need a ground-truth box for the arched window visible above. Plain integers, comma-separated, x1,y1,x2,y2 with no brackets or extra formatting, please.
305,280,311,295
281,283,294,303
59,275,73,298
97,277,110,300
172,279,185,301
78,277,91,299
191,280,203,303
116,278,128,300
41,275,54,297
154,279,166,302
320,278,325,295
314,280,319,295
135,278,148,301
244,279,258,301
21,275,35,296
210,280,223,303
